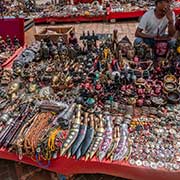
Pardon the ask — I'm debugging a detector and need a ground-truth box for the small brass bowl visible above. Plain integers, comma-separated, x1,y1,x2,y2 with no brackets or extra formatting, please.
151,96,167,106
164,74,177,83
167,92,180,104
177,86,180,94
164,82,177,93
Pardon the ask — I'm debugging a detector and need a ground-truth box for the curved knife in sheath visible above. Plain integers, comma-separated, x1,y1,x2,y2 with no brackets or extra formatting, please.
98,113,113,161
106,126,120,160
112,123,129,161
117,142,129,161
85,114,104,160
76,114,95,159
124,140,132,161
71,112,88,156
60,104,81,156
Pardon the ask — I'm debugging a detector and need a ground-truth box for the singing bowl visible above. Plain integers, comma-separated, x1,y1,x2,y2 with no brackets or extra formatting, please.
164,74,176,83
177,86,180,94
164,82,177,93
167,92,180,104
151,96,167,106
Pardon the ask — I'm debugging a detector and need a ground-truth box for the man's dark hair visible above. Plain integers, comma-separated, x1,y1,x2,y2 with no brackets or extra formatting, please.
155,0,168,5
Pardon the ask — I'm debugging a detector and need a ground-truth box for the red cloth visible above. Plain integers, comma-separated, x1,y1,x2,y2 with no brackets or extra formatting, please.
108,8,180,20
0,150,180,180
34,16,105,23
174,8,180,15
74,0,102,4
47,15,105,23
107,10,145,20
0,18,24,45
1,46,25,69
34,17,48,23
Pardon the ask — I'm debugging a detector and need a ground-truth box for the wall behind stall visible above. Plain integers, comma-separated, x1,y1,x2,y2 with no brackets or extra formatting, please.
0,18,24,45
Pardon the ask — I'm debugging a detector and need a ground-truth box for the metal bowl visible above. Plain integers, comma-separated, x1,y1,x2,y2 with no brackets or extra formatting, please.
167,92,180,104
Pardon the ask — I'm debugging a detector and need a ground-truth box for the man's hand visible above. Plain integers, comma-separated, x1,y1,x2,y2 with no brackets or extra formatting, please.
166,9,173,23
166,8,176,37
135,28,156,39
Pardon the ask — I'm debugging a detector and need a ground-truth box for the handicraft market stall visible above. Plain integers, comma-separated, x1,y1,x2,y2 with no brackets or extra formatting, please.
1,0,180,22
0,29,180,180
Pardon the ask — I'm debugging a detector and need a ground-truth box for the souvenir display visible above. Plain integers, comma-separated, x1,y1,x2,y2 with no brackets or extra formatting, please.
0,30,180,173
2,1,106,18
2,0,180,19
110,0,180,12
0,35,21,66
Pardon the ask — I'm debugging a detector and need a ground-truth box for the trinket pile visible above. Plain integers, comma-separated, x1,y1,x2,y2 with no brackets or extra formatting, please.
36,2,106,18
0,35,21,66
2,0,180,18
0,31,180,171
109,0,180,12
2,1,105,18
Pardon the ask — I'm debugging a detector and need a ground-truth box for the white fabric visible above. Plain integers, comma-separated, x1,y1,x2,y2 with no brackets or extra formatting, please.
138,9,176,36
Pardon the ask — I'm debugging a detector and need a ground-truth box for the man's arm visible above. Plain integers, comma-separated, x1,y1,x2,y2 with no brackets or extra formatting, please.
166,10,176,37
135,27,154,39
168,21,176,37
135,11,155,39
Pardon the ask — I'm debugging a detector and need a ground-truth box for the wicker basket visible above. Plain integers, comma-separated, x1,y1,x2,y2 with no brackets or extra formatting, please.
34,27,74,44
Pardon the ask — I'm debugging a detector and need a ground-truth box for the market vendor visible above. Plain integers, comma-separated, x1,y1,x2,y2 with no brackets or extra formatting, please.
134,0,176,48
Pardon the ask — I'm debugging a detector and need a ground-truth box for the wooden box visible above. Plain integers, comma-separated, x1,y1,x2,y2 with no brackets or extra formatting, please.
34,27,74,43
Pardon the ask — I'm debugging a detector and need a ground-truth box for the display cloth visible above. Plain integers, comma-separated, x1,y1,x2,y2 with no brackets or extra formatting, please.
0,149,179,180
1,46,25,69
34,15,106,24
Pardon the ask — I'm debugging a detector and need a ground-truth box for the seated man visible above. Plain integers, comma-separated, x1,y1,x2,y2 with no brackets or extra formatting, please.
134,0,176,48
